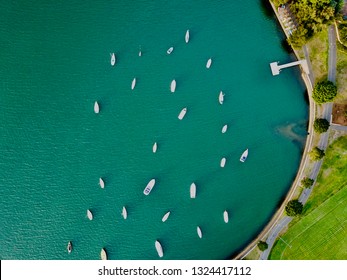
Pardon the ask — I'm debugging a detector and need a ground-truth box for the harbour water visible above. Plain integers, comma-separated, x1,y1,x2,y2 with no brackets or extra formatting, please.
0,0,307,259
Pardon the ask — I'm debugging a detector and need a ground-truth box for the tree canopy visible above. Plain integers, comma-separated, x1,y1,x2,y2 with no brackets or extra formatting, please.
258,241,269,251
287,0,339,48
313,118,330,133
312,81,337,104
309,147,326,161
285,199,303,216
301,177,314,188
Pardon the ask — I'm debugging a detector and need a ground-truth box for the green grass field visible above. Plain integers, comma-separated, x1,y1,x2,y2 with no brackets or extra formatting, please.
269,136,347,259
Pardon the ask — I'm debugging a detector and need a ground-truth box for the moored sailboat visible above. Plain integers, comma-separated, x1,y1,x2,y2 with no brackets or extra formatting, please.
143,179,156,195
94,101,100,114
223,210,229,223
87,209,93,220
101,248,107,260
240,149,249,162
185,29,190,43
206,58,212,68
99,178,105,189
122,206,127,220
178,108,187,120
110,53,116,66
197,226,203,238
190,183,196,199
152,142,158,153
222,125,228,133
67,241,72,253
219,91,224,105
220,157,226,168
131,78,136,90
162,211,171,222
170,79,176,93
155,240,164,258
167,47,174,54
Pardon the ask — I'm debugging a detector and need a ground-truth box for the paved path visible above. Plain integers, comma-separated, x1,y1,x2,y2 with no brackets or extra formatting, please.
260,24,337,260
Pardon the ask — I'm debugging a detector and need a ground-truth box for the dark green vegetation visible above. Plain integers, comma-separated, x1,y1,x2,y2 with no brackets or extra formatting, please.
270,136,347,259
309,147,326,161
339,23,347,47
257,241,269,251
285,199,303,216
274,0,342,48
313,118,330,133
301,177,314,188
312,80,337,104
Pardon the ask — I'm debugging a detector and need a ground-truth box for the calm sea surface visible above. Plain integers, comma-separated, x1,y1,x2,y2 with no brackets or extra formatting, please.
0,0,307,259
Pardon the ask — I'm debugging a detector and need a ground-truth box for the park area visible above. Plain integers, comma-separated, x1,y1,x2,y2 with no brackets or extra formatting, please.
269,136,347,259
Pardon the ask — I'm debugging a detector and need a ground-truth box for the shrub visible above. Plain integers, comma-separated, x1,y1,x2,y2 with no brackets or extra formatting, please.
258,241,269,251
313,118,330,133
285,199,303,216
309,147,326,161
312,81,337,104
301,177,314,188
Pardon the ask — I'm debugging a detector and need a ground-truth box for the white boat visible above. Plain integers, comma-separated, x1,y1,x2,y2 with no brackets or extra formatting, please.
222,125,228,133
122,206,127,220
87,209,93,220
152,142,158,153
178,108,187,120
185,29,190,43
99,178,105,189
94,101,100,114
131,78,136,90
100,248,107,260
67,241,72,253
220,157,226,168
206,58,212,68
197,226,203,238
170,79,176,93
155,240,164,258
240,149,249,162
143,179,156,195
167,47,174,54
190,183,196,199
110,53,116,66
219,91,224,105
139,50,142,57
223,210,229,223
162,211,171,222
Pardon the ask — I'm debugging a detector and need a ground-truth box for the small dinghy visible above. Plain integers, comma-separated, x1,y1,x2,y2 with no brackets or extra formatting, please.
110,53,116,66
155,240,164,258
220,157,226,168
87,209,93,220
223,210,229,223
101,248,107,260
219,91,224,105
240,149,249,162
197,226,203,238
99,178,105,189
178,108,187,120
162,211,171,222
167,47,173,54
190,183,196,199
152,142,158,153
206,58,212,68
170,79,176,93
185,29,190,43
222,125,228,133
94,101,100,114
122,206,127,220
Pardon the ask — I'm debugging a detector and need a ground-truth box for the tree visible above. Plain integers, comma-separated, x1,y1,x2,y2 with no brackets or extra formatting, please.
301,177,314,188
312,81,337,104
258,241,268,251
285,199,303,216
309,147,325,161
313,118,330,133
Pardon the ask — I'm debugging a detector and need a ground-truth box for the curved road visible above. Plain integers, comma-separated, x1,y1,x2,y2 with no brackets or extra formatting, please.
260,25,337,260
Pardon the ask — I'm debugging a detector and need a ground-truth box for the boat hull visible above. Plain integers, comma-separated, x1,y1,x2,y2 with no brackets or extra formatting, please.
178,108,187,120
144,179,156,195
170,80,176,93
240,149,249,162
206,58,212,68
190,183,196,198
155,241,164,258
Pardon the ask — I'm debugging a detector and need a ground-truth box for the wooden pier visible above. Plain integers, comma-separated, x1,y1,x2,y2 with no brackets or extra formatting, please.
270,60,308,75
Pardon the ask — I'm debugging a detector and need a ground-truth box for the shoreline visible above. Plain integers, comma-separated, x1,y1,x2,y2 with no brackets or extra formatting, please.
233,0,316,260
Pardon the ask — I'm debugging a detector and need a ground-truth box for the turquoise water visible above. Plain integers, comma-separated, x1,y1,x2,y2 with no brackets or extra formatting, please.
0,0,307,259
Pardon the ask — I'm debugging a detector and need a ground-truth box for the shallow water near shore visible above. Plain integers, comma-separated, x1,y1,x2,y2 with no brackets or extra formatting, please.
0,0,307,259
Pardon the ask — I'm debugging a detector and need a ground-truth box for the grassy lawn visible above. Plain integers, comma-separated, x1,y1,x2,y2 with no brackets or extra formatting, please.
306,29,328,82
269,136,347,259
336,42,347,103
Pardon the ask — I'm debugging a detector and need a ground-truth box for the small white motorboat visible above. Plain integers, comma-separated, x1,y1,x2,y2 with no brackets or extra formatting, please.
220,157,226,168
197,226,203,238
94,101,100,114
122,206,127,220
152,142,158,153
240,149,249,162
67,241,72,253
101,248,107,260
155,240,164,258
190,183,196,199
206,58,212,68
143,179,156,195
178,108,187,120
185,29,190,43
170,79,176,93
219,91,224,105
167,47,174,54
223,210,229,223
222,125,228,133
162,211,171,222
139,50,142,57
87,209,93,220
110,53,116,66
131,78,136,90
99,178,105,189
